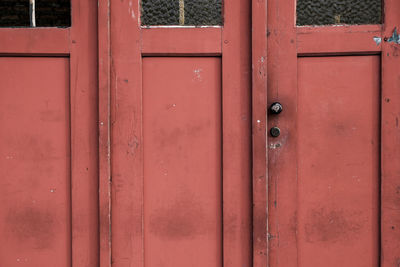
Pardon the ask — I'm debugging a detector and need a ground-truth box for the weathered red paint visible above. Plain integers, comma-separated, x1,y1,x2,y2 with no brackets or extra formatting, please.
381,1,400,266
0,57,70,267
297,56,380,266
0,1,98,266
98,0,112,266
0,28,69,55
2,0,399,266
110,0,251,266
142,28,222,55
266,0,400,266
143,57,222,267
251,0,268,265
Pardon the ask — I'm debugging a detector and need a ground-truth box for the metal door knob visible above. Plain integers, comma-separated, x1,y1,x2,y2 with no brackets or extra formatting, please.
270,127,281,137
270,102,283,114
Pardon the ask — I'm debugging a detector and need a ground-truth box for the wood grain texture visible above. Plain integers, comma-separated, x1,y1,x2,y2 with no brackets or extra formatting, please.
267,0,298,266
222,0,252,266
267,1,400,266
297,56,380,267
0,28,69,55
297,25,382,55
142,27,222,55
110,0,144,266
381,0,400,266
70,0,99,266
251,0,268,265
112,1,251,267
143,57,222,267
98,0,111,266
0,57,70,267
0,1,98,266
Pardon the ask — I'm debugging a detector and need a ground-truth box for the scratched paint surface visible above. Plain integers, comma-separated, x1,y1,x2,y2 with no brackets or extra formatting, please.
0,57,70,266
297,56,380,266
143,57,222,267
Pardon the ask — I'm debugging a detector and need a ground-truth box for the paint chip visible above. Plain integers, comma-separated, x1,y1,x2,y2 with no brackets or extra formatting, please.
373,36,381,46
387,27,400,44
193,69,203,81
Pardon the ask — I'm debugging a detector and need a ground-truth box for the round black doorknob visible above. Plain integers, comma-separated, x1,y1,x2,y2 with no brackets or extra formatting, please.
270,102,283,114
270,127,281,137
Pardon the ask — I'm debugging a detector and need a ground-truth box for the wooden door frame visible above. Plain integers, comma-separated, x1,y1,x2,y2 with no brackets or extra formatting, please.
99,0,252,266
98,0,268,266
251,0,268,266
98,0,111,266
0,0,98,266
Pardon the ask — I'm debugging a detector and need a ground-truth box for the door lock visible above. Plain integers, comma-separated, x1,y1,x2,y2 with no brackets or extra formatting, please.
270,102,283,114
270,127,281,138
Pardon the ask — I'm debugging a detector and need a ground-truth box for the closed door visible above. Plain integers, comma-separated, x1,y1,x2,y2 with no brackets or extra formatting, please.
0,1,98,266
110,0,252,267
266,0,400,266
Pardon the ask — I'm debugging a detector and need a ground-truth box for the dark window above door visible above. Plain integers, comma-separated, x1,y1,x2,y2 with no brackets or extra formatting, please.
0,0,70,27
141,0,222,26
297,0,382,26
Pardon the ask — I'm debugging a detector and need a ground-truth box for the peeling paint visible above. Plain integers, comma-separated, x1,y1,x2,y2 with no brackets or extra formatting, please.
386,27,400,44
373,37,381,46
128,1,135,19
193,69,203,81
269,143,281,149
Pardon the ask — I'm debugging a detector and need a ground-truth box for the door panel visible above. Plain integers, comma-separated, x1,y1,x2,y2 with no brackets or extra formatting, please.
0,57,70,266
110,0,252,266
143,57,222,267
265,0,400,265
297,56,380,266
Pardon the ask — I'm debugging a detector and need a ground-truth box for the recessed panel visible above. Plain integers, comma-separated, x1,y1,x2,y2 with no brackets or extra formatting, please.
0,57,70,267
297,56,380,267
143,57,222,267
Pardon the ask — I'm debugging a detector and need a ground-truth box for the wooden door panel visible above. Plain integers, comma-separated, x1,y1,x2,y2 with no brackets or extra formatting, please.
0,57,70,267
143,57,222,267
110,0,251,265
264,0,400,265
297,56,380,266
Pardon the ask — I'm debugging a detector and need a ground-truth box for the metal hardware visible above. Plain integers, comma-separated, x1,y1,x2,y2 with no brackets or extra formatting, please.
270,102,283,114
270,127,281,137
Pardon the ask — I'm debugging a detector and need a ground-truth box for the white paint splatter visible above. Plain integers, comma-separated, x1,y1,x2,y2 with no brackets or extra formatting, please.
128,1,136,19
193,69,203,81
269,143,281,149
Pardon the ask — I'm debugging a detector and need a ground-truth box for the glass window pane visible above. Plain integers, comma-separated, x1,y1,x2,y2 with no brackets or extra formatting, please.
0,0,29,27
141,0,222,26
142,0,180,26
0,0,70,28
36,0,71,27
297,0,382,26
184,0,222,25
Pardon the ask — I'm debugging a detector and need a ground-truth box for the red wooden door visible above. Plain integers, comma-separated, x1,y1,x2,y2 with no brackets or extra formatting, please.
261,0,400,266
109,0,252,267
0,1,98,266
